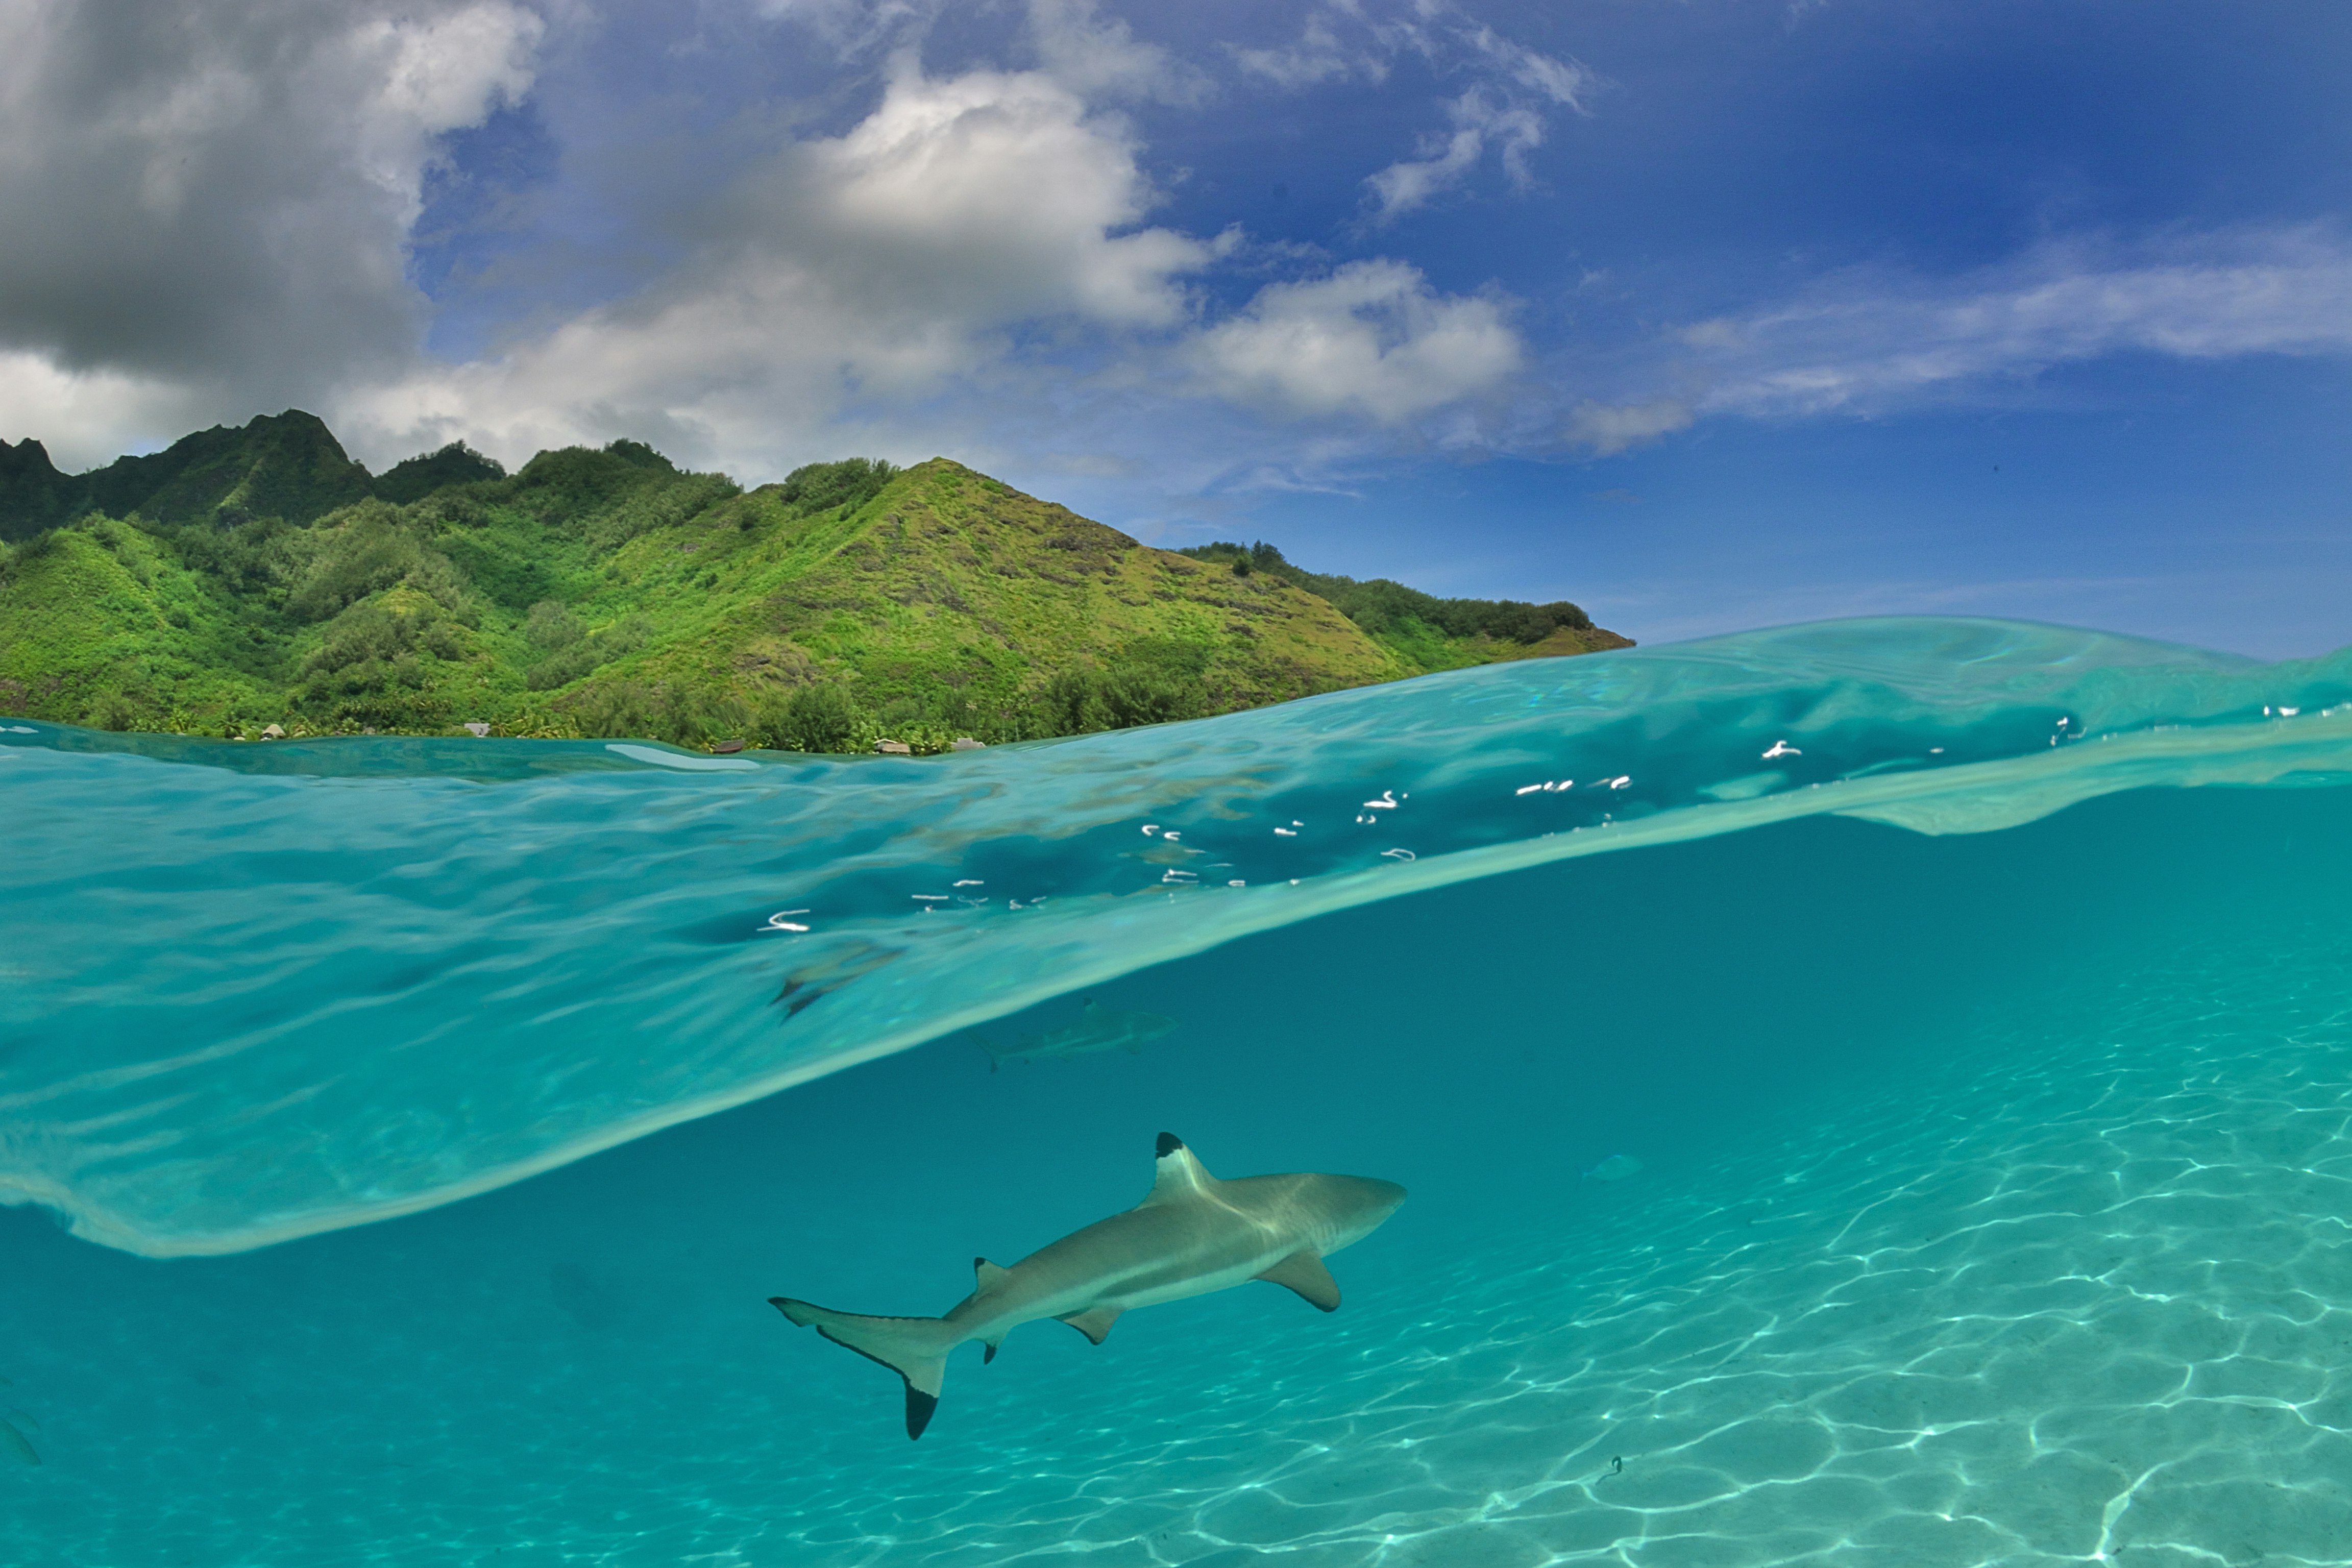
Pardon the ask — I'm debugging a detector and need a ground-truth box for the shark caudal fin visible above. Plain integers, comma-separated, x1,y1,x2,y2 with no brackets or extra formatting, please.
769,1298,957,1439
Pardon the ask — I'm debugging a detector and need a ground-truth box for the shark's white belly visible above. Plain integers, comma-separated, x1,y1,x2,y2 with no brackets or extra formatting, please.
967,1236,1307,1342
1098,1247,1289,1312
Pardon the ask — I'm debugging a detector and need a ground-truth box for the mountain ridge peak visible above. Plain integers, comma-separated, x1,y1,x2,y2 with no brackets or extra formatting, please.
0,415,1627,744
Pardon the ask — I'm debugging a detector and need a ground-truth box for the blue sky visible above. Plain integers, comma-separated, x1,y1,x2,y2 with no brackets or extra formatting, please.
2,1,2346,653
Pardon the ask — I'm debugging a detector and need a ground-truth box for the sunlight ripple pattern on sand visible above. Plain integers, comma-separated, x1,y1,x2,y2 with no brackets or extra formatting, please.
731,964,2352,1566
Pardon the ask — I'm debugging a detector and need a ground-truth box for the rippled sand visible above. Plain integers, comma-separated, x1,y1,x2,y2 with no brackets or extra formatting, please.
731,975,2352,1566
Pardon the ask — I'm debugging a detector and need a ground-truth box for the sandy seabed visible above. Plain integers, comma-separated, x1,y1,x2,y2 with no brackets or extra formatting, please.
730,967,2352,1568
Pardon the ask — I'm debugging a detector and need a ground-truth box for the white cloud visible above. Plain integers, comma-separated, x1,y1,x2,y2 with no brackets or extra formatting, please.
1686,229,2352,419
1027,0,1205,103
1233,2,1589,225
0,353,217,471
47,6,2338,510
1230,3,1393,89
1191,259,1522,423
0,3,1526,484
1564,399,1693,456
747,0,932,47
0,2,1555,489
341,59,1217,469
805,62,1207,327
1362,31,1589,222
1365,87,1546,222
360,5,543,201
1458,21,1590,104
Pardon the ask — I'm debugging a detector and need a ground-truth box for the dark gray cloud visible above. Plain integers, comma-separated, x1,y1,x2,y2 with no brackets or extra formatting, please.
0,0,540,458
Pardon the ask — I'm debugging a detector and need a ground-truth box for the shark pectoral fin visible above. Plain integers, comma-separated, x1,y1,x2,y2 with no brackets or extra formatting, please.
982,1340,1001,1364
1058,1306,1123,1345
1257,1250,1341,1312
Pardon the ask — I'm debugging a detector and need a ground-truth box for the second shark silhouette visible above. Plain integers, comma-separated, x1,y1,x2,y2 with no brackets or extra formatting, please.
977,999,1177,1071
770,1133,1407,1438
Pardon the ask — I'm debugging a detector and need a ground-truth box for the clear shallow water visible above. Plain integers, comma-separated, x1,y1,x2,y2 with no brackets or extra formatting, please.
6,616,2352,1565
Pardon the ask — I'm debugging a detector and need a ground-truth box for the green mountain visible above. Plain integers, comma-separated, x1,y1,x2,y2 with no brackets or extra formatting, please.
1176,540,1618,670
0,412,1629,750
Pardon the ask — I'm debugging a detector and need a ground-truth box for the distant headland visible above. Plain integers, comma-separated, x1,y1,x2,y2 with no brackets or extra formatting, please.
0,411,1627,750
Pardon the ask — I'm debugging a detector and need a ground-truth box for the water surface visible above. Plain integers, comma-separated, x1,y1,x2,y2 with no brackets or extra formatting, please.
4,616,2350,1564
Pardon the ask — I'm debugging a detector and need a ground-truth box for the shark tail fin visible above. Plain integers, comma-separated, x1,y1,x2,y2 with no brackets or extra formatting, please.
770,1298,956,1439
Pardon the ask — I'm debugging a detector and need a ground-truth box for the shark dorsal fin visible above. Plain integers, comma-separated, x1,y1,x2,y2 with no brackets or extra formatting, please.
973,1257,1011,1290
1143,1132,1217,1206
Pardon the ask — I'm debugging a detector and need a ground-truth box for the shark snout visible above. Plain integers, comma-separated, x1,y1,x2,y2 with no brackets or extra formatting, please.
1320,1175,1407,1251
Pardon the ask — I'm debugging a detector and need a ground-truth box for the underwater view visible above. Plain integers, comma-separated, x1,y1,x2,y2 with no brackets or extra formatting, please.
7,615,2352,1567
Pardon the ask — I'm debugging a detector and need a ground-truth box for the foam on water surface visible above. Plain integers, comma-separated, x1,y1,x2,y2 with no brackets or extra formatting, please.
4,617,2352,1565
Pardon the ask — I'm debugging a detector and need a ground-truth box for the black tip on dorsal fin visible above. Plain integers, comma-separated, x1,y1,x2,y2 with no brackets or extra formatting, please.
1156,1132,1184,1157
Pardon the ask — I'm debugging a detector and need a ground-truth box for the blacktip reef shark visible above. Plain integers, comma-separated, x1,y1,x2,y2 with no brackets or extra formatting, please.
976,998,1176,1072
769,1134,1407,1439
0,1381,36,1466
1582,1153,1644,1183
0,1416,34,1467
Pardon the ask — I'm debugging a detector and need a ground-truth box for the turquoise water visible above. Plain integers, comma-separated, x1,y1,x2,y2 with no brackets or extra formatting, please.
5,617,2352,1564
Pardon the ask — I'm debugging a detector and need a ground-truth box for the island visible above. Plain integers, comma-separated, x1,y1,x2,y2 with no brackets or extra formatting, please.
0,411,1628,751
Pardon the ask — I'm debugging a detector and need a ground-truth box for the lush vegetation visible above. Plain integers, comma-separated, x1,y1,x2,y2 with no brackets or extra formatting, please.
0,410,378,543
0,412,1629,751
1177,540,1628,673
